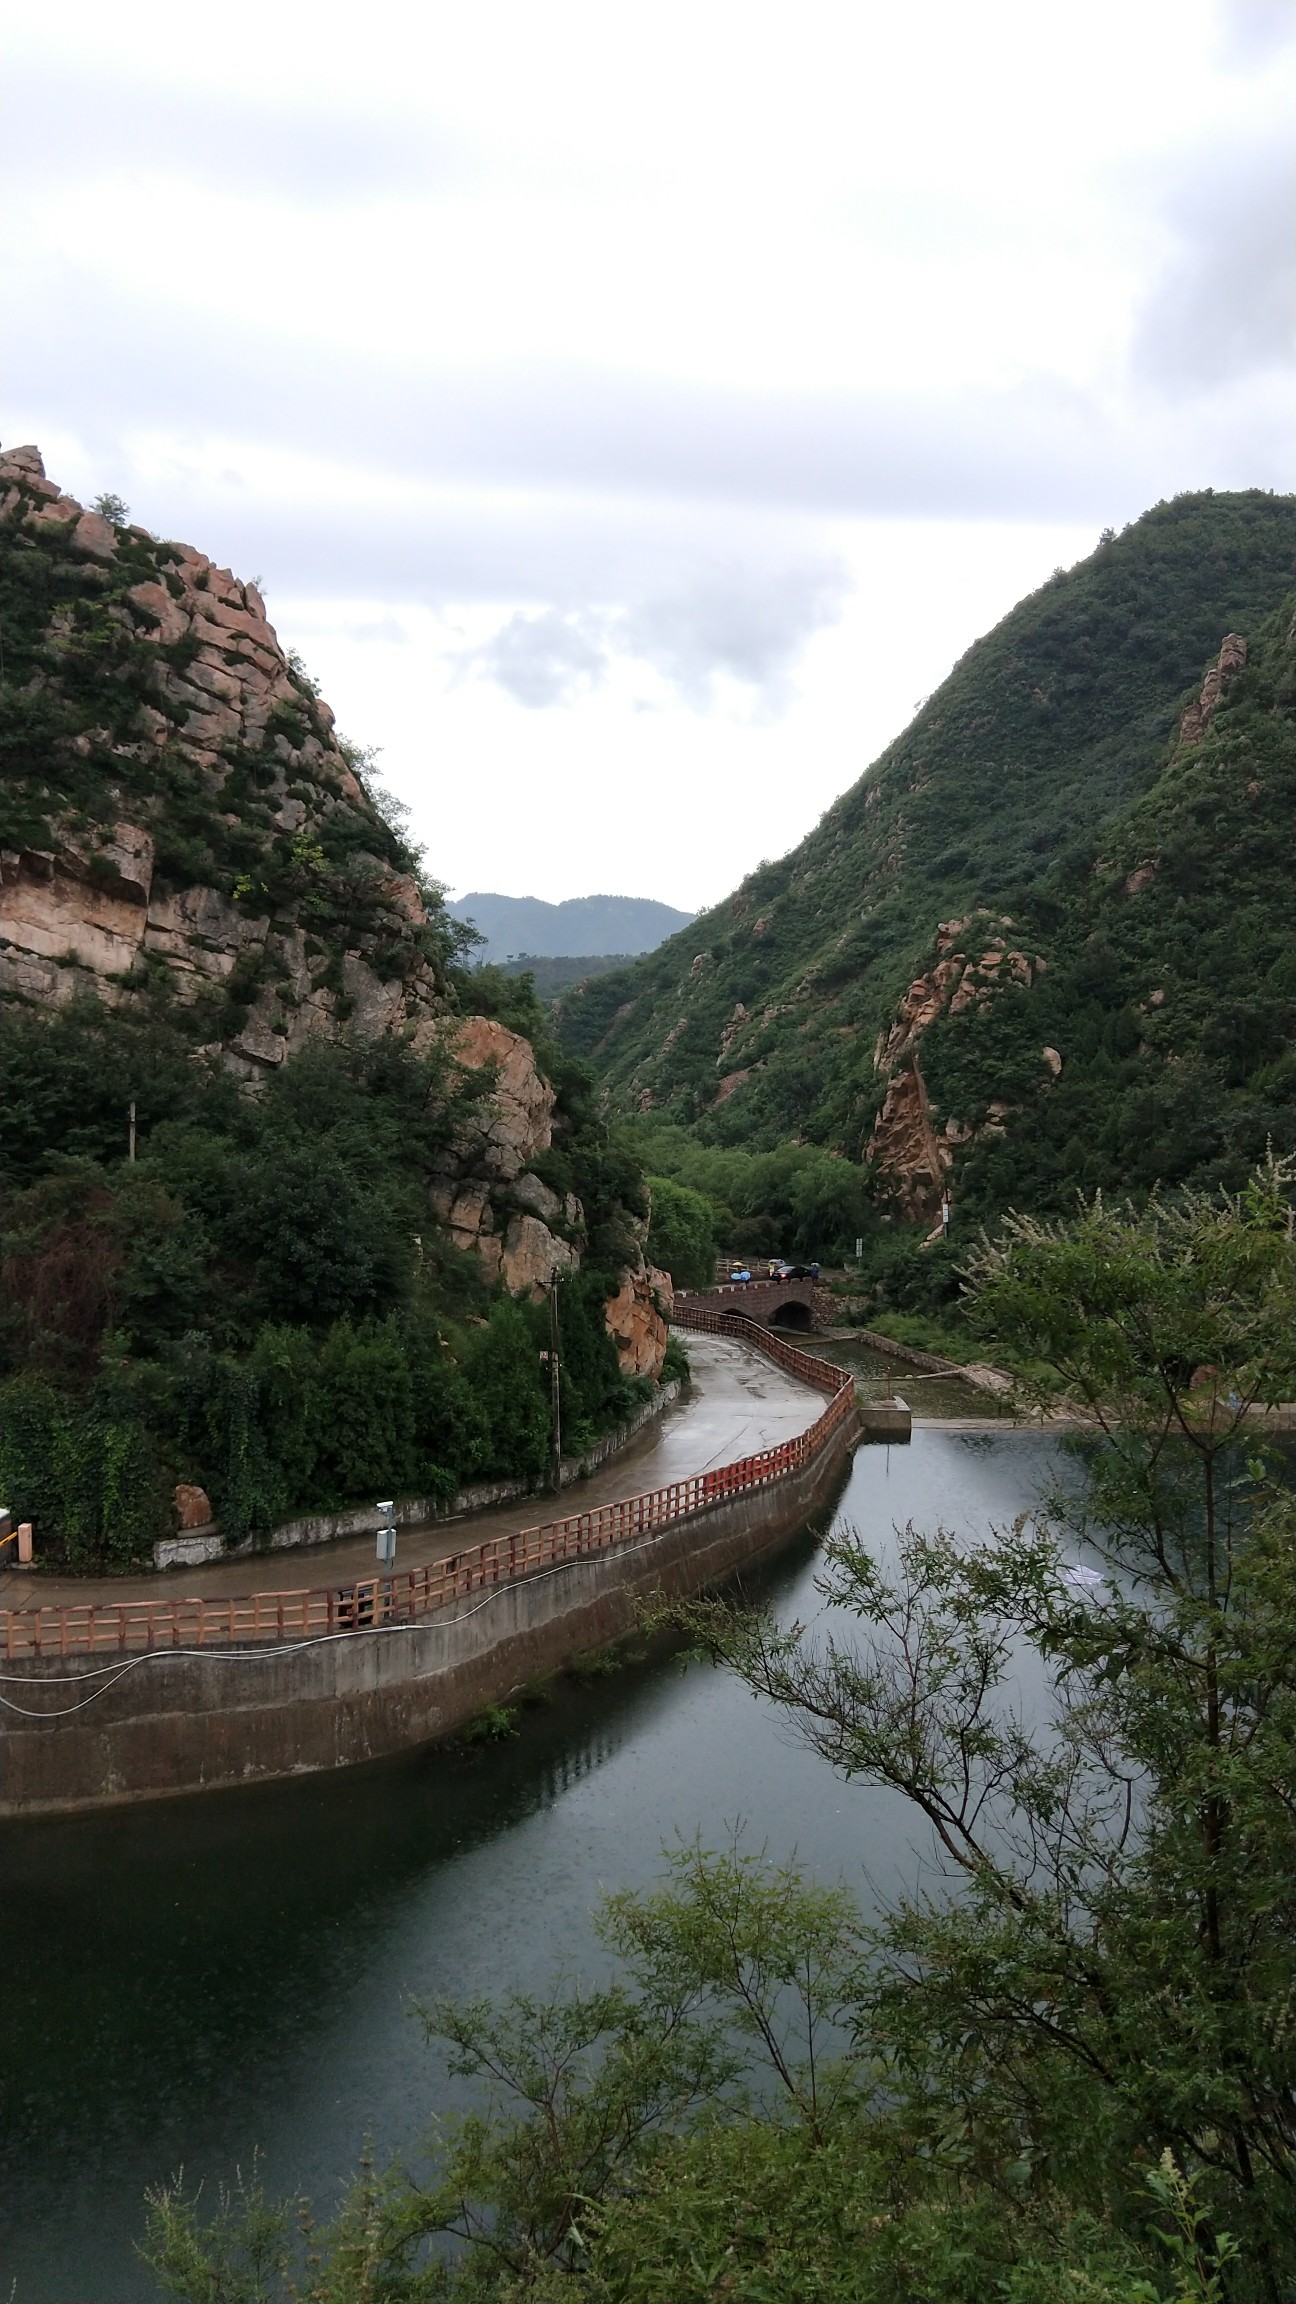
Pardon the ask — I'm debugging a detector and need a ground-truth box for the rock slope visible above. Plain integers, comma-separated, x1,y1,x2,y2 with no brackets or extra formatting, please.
0,442,447,1069
0,446,668,1366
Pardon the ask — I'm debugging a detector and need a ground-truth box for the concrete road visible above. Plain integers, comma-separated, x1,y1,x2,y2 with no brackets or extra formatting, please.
0,1333,827,1612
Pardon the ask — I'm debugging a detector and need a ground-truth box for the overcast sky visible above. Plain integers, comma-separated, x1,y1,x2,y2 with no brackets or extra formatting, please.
4,0,1293,912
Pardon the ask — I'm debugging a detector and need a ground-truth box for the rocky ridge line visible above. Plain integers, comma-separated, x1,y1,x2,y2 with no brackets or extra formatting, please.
0,442,442,1068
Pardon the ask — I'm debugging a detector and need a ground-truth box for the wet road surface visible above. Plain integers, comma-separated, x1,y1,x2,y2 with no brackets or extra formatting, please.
0,1333,827,1613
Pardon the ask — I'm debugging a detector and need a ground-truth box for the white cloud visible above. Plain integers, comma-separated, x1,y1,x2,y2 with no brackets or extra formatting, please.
281,514,1099,911
1214,0,1296,67
2,0,1293,906
455,560,849,714
1130,130,1296,390
345,614,411,645
620,561,849,713
464,609,608,709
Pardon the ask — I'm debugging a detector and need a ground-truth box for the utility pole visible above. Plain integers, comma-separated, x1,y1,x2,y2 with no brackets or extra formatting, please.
548,1275,562,1493
128,1100,137,1162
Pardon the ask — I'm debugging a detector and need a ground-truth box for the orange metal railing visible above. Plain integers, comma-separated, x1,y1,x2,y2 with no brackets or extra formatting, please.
0,1315,853,1662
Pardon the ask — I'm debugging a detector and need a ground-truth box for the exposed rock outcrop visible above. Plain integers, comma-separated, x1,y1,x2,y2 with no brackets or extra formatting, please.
439,1016,556,1178
867,914,1045,1220
2,827,157,987
0,444,442,1069
426,1172,583,1300
1178,633,1247,748
425,1018,584,1300
715,1066,754,1103
0,445,666,1378
174,1484,215,1532
869,1063,949,1224
604,1265,673,1378
426,1032,668,1366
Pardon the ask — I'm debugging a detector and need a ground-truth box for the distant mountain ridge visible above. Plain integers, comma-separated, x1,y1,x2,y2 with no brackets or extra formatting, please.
450,891,694,963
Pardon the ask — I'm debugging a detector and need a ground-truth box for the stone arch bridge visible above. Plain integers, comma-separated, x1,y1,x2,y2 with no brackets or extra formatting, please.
671,1279,819,1333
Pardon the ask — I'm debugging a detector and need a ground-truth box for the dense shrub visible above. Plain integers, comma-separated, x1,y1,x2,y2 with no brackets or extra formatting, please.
0,1372,171,1570
858,1229,963,1318
630,1127,876,1262
0,1016,656,1565
645,1176,717,1287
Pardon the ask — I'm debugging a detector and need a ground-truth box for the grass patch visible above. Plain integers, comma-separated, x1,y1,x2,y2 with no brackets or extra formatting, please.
460,1703,520,1744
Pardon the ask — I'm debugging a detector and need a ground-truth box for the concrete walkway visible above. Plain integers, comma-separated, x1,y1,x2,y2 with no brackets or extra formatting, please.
0,1333,827,1614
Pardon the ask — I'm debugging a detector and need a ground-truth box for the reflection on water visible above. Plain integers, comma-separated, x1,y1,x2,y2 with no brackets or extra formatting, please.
0,1427,1062,2303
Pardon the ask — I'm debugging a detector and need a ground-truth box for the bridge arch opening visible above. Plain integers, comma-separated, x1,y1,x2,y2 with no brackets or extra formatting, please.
767,1300,813,1332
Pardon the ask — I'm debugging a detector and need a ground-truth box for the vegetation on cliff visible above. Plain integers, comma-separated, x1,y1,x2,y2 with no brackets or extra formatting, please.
140,1163,1296,2301
0,993,653,1568
0,453,657,1567
558,492,1296,1294
499,953,645,1003
0,451,470,1040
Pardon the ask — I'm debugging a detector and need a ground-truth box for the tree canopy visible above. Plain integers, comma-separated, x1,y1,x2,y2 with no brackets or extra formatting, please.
138,1159,1296,2301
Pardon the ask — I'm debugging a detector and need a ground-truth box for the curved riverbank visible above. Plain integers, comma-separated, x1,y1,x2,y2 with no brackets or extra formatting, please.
0,1420,1065,2304
0,1332,855,1815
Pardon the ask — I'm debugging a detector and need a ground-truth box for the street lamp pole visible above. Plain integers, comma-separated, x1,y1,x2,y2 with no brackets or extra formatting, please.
549,1275,562,1493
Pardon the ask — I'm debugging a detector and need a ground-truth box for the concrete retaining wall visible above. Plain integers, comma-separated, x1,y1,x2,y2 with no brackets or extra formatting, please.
833,1323,966,1374
824,1323,1015,1395
0,1406,856,1817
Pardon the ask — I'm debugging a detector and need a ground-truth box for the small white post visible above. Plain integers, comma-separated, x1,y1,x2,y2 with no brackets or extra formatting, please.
375,1501,395,1567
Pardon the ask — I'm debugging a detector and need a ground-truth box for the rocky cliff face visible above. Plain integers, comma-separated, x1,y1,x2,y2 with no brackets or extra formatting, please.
0,446,667,1372
0,443,446,1068
867,914,1050,1221
1177,632,1248,748
428,1014,580,1298
604,1264,675,1378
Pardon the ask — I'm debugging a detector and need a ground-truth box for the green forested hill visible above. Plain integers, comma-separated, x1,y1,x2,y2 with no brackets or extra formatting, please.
559,491,1296,1240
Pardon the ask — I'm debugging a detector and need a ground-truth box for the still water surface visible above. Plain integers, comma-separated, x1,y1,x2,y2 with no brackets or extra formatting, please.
0,1425,1066,2302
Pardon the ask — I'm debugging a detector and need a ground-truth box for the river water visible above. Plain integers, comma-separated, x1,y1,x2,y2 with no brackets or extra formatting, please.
0,1422,1067,2302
